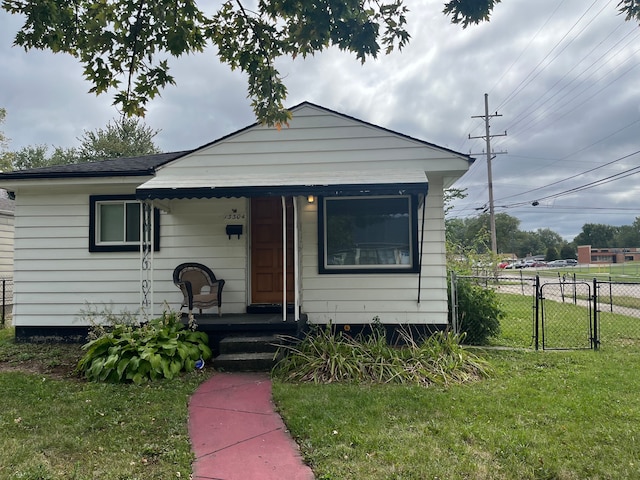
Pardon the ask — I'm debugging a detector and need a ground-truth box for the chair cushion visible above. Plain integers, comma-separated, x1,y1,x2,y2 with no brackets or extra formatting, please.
191,293,219,308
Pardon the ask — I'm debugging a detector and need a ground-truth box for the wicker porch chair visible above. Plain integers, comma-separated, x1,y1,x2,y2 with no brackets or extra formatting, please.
172,263,225,317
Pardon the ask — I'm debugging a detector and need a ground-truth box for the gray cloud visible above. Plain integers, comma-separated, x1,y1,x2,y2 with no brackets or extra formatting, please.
1,0,639,241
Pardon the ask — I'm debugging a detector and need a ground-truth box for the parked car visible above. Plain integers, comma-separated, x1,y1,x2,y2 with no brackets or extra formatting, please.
519,259,545,268
547,259,568,267
565,259,578,266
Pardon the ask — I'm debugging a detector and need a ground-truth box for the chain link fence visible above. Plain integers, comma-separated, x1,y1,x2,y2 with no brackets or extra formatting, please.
451,272,640,350
0,277,13,328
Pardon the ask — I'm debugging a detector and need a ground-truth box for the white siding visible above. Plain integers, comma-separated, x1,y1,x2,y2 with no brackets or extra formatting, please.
153,105,470,178
0,212,13,278
8,104,468,328
300,177,449,325
12,190,250,326
12,184,449,327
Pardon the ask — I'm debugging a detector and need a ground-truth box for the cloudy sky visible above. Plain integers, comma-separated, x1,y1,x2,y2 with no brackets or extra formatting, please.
1,0,639,241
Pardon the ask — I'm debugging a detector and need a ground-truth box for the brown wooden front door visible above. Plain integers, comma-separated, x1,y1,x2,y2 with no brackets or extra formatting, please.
250,197,294,305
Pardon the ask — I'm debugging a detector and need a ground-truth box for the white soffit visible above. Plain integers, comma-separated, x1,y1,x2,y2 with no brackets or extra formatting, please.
137,169,427,191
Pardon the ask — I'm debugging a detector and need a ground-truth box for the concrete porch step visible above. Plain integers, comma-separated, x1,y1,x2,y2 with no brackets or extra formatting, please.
213,352,280,372
213,334,292,371
218,334,286,354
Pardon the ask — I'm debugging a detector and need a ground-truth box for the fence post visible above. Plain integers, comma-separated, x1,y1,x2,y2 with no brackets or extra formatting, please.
1,279,4,327
534,275,540,351
592,278,599,351
449,271,458,334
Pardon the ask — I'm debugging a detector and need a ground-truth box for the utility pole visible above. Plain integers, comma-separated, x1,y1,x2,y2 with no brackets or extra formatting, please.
469,93,507,255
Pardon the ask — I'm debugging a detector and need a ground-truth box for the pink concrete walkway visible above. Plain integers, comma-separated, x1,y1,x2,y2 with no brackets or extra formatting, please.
188,372,315,480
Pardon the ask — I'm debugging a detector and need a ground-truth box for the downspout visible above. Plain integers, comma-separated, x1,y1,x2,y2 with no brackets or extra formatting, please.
417,192,427,304
282,196,287,322
293,197,300,322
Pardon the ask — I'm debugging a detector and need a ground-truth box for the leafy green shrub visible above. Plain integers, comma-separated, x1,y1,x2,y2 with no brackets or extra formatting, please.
451,276,503,344
76,311,211,384
272,324,491,386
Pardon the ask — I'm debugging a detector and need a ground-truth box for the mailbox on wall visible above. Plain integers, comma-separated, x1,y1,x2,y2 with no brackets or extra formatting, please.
226,224,243,239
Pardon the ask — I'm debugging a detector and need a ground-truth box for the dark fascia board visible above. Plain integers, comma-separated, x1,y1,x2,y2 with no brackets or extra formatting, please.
136,182,429,201
0,151,192,181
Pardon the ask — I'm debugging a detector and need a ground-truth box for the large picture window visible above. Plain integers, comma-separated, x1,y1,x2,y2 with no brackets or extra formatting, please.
89,195,160,252
319,195,419,273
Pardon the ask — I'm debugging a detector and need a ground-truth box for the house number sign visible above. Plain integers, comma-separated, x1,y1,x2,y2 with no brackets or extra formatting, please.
224,208,245,220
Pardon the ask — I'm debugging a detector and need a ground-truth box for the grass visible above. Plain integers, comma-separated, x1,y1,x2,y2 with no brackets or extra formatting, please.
274,347,640,480
493,292,640,349
536,262,640,282
0,328,209,480
272,293,640,478
3,298,640,479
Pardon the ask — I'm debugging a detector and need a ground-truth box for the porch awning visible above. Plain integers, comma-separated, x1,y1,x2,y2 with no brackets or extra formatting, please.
135,170,428,200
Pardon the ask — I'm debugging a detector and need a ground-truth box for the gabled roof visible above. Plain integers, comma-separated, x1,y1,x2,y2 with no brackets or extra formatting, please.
0,101,472,184
0,151,191,180
188,101,472,160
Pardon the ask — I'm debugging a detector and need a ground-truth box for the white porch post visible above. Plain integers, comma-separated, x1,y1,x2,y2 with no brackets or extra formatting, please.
281,196,287,322
293,196,300,322
140,201,154,323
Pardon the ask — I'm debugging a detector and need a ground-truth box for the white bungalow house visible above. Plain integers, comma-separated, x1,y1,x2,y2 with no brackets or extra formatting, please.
0,102,472,341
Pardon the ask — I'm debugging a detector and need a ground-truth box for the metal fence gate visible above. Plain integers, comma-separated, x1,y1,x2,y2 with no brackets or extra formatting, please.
538,278,596,350
452,272,640,349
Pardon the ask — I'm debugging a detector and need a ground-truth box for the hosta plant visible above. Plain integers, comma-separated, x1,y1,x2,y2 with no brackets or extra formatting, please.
77,311,211,384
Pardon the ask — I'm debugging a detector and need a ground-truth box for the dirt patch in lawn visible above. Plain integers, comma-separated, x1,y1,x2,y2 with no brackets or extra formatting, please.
0,334,84,379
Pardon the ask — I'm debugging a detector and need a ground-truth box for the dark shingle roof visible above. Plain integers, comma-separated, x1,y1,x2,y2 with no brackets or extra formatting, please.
0,151,191,180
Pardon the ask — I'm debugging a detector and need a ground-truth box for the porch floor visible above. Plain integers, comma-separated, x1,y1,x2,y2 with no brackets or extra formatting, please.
182,312,297,326
180,312,302,335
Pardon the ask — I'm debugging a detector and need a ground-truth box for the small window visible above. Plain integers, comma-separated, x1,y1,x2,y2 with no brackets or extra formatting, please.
89,195,160,252
318,195,419,274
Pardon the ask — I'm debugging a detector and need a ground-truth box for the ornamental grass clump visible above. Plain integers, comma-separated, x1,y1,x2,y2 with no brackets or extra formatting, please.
76,310,211,384
272,324,491,386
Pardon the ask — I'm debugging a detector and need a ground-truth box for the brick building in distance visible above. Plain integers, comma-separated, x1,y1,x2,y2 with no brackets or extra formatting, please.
577,245,640,264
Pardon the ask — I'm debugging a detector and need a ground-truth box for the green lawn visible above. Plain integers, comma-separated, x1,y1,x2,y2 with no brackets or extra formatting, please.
0,328,208,480
273,294,640,478
537,262,640,282
3,302,640,480
494,292,640,349
274,347,640,479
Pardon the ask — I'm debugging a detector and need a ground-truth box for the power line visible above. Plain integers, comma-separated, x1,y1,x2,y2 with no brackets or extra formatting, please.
507,38,640,138
493,142,640,204
501,150,640,208
487,0,568,99
495,0,603,111
505,22,637,134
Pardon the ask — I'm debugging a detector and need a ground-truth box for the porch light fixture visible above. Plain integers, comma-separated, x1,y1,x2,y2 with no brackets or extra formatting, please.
307,195,315,204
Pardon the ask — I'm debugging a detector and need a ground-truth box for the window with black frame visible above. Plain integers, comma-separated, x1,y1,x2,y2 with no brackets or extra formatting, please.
89,195,160,252
319,195,419,273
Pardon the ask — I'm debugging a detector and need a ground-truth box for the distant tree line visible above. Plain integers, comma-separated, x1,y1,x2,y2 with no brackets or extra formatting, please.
0,111,160,173
446,212,640,261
